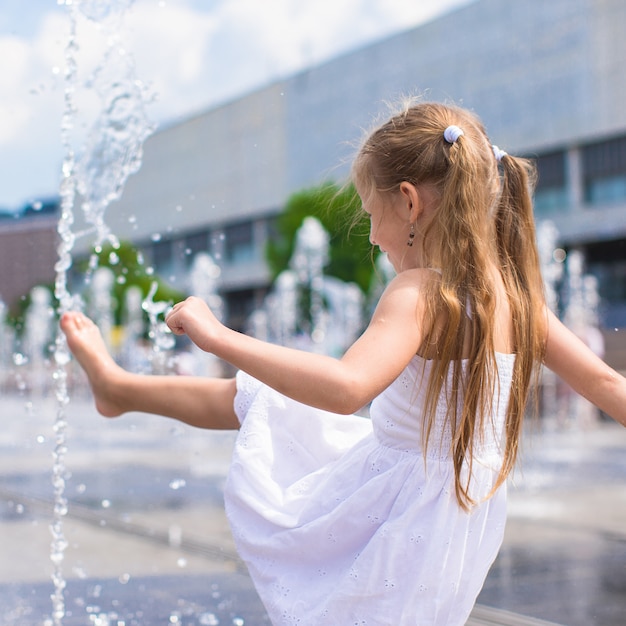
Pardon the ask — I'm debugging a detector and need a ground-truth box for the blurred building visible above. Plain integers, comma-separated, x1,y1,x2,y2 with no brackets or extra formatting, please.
0,200,58,314
5,0,626,366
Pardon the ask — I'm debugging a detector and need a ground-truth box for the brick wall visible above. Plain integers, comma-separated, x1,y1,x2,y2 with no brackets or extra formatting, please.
0,217,57,312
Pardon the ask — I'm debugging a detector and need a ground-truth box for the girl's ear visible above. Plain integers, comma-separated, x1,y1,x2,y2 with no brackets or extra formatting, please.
399,181,422,222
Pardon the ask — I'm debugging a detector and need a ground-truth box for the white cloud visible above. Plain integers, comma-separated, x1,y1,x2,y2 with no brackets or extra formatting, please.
0,0,473,208
124,2,217,116
0,36,32,144
0,12,68,205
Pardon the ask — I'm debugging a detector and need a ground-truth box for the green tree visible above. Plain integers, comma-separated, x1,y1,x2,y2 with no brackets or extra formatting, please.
266,182,378,294
90,240,186,325
4,242,184,336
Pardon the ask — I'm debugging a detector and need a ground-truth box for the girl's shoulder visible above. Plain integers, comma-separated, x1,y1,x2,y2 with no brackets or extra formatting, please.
383,267,442,295
375,268,440,321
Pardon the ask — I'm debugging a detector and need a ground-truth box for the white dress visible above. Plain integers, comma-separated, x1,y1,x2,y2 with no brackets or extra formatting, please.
224,353,515,625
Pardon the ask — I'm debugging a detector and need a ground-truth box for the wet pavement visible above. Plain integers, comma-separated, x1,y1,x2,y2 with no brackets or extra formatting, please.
477,420,626,626
1,393,625,625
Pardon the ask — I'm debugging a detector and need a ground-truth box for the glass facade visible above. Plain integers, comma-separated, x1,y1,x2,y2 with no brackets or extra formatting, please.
224,221,255,264
583,135,626,206
533,151,569,216
586,238,626,329
183,231,209,267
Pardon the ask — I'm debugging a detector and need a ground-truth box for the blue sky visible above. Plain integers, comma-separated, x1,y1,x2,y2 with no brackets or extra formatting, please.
0,0,472,210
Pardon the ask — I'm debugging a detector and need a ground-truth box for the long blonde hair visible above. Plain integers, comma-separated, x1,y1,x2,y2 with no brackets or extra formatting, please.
352,100,546,510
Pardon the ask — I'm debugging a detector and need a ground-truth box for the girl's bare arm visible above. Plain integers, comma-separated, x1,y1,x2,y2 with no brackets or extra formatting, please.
543,308,626,427
166,270,432,415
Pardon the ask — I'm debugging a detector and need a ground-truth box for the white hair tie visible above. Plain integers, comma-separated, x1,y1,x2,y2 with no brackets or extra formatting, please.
492,145,507,162
444,125,464,144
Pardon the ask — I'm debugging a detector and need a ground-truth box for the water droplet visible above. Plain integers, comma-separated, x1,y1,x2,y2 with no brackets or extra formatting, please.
118,573,130,584
13,352,28,366
101,499,111,509
199,613,220,625
54,349,71,365
151,233,162,242
176,557,187,568
169,479,186,490
169,524,182,547
90,584,103,598
232,618,245,626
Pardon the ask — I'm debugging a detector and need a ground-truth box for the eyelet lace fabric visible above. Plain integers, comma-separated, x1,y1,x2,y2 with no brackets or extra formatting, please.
224,353,515,625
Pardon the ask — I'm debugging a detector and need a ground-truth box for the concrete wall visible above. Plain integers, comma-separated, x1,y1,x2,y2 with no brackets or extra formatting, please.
81,0,626,255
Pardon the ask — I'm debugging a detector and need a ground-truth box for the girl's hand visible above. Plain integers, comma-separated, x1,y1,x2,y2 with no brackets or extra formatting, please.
165,296,222,353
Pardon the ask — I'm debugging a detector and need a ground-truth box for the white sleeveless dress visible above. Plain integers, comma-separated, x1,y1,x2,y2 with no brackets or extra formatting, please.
224,352,515,625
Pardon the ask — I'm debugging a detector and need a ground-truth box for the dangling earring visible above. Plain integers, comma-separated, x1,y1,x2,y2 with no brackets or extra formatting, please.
407,223,415,247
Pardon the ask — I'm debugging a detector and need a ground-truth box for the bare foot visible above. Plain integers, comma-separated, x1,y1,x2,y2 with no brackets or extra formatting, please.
60,311,126,417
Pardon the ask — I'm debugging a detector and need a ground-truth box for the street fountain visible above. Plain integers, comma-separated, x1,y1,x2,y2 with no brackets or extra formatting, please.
0,3,264,624
535,220,606,425
247,216,364,356
0,300,12,389
180,252,225,377
0,0,620,626
48,0,157,622
118,285,146,371
536,220,565,422
558,249,605,426
24,286,56,394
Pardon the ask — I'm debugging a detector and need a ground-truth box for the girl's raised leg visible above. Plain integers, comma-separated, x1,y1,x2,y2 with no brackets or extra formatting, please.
60,311,240,430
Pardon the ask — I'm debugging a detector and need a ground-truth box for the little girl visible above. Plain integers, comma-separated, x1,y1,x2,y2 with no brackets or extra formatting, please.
61,100,626,625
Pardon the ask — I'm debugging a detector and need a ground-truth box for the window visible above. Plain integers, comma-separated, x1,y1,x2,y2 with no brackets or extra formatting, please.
585,238,626,328
225,287,268,331
583,135,626,206
533,151,568,216
224,221,255,264
151,238,173,272
585,176,626,205
183,231,209,267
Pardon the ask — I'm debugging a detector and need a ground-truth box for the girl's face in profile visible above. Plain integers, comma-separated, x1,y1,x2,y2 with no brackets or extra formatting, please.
358,185,414,273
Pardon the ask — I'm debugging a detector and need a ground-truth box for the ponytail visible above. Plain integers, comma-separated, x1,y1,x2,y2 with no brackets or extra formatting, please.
352,100,547,510
492,155,546,490
495,154,540,298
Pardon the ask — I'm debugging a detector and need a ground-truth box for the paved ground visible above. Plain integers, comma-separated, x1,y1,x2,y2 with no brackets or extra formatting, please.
1,392,625,625
477,421,626,626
